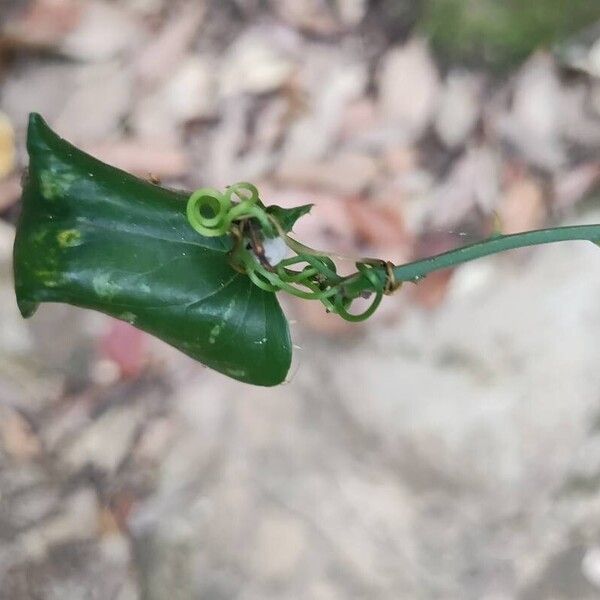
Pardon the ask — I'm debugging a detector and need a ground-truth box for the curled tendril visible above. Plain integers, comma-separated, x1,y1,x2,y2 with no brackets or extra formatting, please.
186,182,399,322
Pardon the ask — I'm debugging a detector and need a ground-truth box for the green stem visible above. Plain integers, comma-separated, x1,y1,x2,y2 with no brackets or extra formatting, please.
342,224,600,298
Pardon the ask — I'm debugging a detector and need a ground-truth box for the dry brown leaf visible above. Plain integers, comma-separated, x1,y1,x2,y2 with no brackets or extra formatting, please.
134,3,206,86
262,187,357,259
408,231,460,309
60,0,145,61
277,153,379,196
0,174,21,212
435,70,482,148
282,60,367,163
498,171,546,235
0,408,42,461
429,145,501,229
339,98,378,140
220,29,296,97
345,198,409,262
290,298,354,335
553,163,600,211
378,38,440,143
0,112,16,180
273,0,341,35
410,270,454,309
1,0,81,50
496,52,565,169
85,140,188,179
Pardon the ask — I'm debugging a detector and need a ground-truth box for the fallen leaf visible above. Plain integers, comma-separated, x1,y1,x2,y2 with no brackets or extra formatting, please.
345,198,409,260
1,0,81,50
273,0,341,35
335,0,367,27
410,270,455,309
498,170,546,234
409,231,458,308
85,139,188,179
277,153,379,196
134,3,206,86
0,174,21,212
553,163,600,211
220,28,296,97
283,59,367,163
378,38,440,143
289,298,354,335
53,63,133,142
496,52,565,169
0,112,16,180
435,70,482,148
429,145,501,228
60,0,145,61
0,407,42,461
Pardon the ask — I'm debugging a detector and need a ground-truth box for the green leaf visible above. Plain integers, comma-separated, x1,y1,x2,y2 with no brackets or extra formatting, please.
266,204,313,235
13,114,292,386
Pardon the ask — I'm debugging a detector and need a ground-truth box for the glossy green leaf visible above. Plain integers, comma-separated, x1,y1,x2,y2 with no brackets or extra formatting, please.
266,203,313,235
13,114,292,386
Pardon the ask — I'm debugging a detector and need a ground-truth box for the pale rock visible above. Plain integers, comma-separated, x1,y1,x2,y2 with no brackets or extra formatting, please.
155,376,231,492
559,83,600,148
558,26,600,78
16,488,99,560
125,0,165,16
307,581,342,600
163,55,216,122
134,55,216,138
100,532,132,565
252,511,308,582
593,82,600,117
0,219,15,261
435,70,482,148
582,546,600,588
220,31,295,97
335,0,367,26
592,38,600,78
60,0,145,61
497,53,565,169
378,38,440,143
115,577,141,600
62,404,145,474
203,98,249,186
8,486,59,529
273,0,339,35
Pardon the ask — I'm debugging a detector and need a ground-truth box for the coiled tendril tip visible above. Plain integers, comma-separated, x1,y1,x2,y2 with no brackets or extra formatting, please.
186,182,397,322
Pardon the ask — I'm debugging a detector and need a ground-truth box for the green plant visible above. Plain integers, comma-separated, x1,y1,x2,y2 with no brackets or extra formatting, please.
422,0,600,69
13,114,600,385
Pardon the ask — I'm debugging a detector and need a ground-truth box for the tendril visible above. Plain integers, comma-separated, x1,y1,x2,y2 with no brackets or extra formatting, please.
186,182,401,322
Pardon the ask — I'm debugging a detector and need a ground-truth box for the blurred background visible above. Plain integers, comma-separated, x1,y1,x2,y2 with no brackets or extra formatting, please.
1,1,600,598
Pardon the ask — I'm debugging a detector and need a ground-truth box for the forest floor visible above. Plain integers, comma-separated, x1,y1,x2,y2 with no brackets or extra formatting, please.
1,1,600,598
